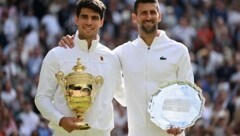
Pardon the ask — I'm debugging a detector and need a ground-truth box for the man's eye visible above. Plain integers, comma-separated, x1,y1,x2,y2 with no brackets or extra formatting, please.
141,12,147,15
80,16,87,19
150,11,157,15
92,16,100,20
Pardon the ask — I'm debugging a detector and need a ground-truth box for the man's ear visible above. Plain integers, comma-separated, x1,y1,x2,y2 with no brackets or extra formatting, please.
74,15,78,26
158,12,162,23
99,18,104,27
132,13,137,24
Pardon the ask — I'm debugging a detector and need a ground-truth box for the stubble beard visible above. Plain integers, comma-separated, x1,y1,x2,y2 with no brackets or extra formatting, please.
141,25,156,33
141,21,157,34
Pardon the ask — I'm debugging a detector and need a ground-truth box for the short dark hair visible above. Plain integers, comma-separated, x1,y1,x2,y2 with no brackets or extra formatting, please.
134,0,160,14
76,0,106,19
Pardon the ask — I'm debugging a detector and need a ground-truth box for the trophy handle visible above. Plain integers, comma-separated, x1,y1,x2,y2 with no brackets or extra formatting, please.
91,76,104,101
55,71,66,90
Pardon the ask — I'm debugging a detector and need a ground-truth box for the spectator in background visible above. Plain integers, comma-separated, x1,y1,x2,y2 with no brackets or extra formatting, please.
1,8,17,42
1,105,18,136
210,0,228,24
18,100,40,136
1,80,16,108
19,8,39,32
26,46,43,79
36,116,52,136
41,2,62,48
195,22,214,51
171,16,197,50
111,100,128,136
23,25,40,54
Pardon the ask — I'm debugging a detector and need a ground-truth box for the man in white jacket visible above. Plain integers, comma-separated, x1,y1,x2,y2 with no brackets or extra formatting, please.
59,0,194,136
113,1,193,135
35,0,125,136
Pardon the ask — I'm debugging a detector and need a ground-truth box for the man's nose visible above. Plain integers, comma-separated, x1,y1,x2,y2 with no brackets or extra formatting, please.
86,18,93,24
146,12,152,20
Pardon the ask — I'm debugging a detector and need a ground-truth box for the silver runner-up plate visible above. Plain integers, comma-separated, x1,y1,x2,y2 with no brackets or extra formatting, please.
148,81,205,130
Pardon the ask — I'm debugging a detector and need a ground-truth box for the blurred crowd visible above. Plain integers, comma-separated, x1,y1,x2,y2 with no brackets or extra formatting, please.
0,0,240,136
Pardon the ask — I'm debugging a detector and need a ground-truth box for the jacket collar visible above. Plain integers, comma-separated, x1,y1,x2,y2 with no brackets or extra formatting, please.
134,30,167,49
73,30,100,52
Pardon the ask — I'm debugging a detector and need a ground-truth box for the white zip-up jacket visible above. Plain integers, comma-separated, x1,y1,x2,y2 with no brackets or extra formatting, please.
114,30,194,136
35,31,125,136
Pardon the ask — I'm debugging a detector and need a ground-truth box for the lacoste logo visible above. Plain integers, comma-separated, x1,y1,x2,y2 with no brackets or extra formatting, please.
100,56,104,61
160,56,167,60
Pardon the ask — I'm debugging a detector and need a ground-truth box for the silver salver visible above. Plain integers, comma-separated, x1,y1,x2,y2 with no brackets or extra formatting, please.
148,81,205,130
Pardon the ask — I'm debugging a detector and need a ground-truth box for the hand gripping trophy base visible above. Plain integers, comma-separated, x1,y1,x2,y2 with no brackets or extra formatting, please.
55,58,104,130
76,114,90,130
76,123,90,130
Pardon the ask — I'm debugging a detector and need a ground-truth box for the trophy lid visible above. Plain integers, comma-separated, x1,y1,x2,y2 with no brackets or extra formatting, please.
72,58,86,72
65,58,96,85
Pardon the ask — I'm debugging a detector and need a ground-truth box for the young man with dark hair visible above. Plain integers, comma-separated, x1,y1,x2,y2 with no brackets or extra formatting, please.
35,0,125,136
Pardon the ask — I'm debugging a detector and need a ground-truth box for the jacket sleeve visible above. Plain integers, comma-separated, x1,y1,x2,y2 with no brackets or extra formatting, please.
177,46,194,83
114,72,127,107
35,51,64,125
113,47,127,107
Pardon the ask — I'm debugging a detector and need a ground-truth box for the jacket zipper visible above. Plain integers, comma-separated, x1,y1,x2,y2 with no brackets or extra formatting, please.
146,46,150,128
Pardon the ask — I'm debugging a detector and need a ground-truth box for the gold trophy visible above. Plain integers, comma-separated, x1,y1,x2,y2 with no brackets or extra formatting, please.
55,58,104,130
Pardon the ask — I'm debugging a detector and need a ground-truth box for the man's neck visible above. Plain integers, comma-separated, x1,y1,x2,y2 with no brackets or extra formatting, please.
140,30,160,46
86,40,92,49
78,35,93,49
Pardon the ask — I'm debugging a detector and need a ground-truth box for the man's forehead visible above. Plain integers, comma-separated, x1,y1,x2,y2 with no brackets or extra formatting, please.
79,8,100,16
137,3,159,12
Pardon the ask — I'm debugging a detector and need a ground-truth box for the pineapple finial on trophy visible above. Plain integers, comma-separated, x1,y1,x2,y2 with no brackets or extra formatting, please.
73,58,86,72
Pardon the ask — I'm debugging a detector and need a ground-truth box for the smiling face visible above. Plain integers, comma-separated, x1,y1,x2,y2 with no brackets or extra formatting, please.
75,8,104,41
132,3,161,35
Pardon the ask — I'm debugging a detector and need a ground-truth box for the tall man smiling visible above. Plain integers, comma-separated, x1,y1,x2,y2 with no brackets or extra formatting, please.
114,1,193,135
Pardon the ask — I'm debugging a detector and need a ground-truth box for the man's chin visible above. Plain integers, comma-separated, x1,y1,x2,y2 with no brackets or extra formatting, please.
141,25,156,33
142,28,156,33
83,33,95,39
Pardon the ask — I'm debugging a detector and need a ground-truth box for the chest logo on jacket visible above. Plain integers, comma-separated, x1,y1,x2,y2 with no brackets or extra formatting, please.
160,56,167,60
100,56,104,61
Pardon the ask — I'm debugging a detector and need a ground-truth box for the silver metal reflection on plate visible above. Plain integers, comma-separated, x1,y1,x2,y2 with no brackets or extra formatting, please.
148,81,205,130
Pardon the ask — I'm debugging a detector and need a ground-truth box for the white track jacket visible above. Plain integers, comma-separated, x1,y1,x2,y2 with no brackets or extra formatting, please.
114,30,194,136
35,31,125,136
